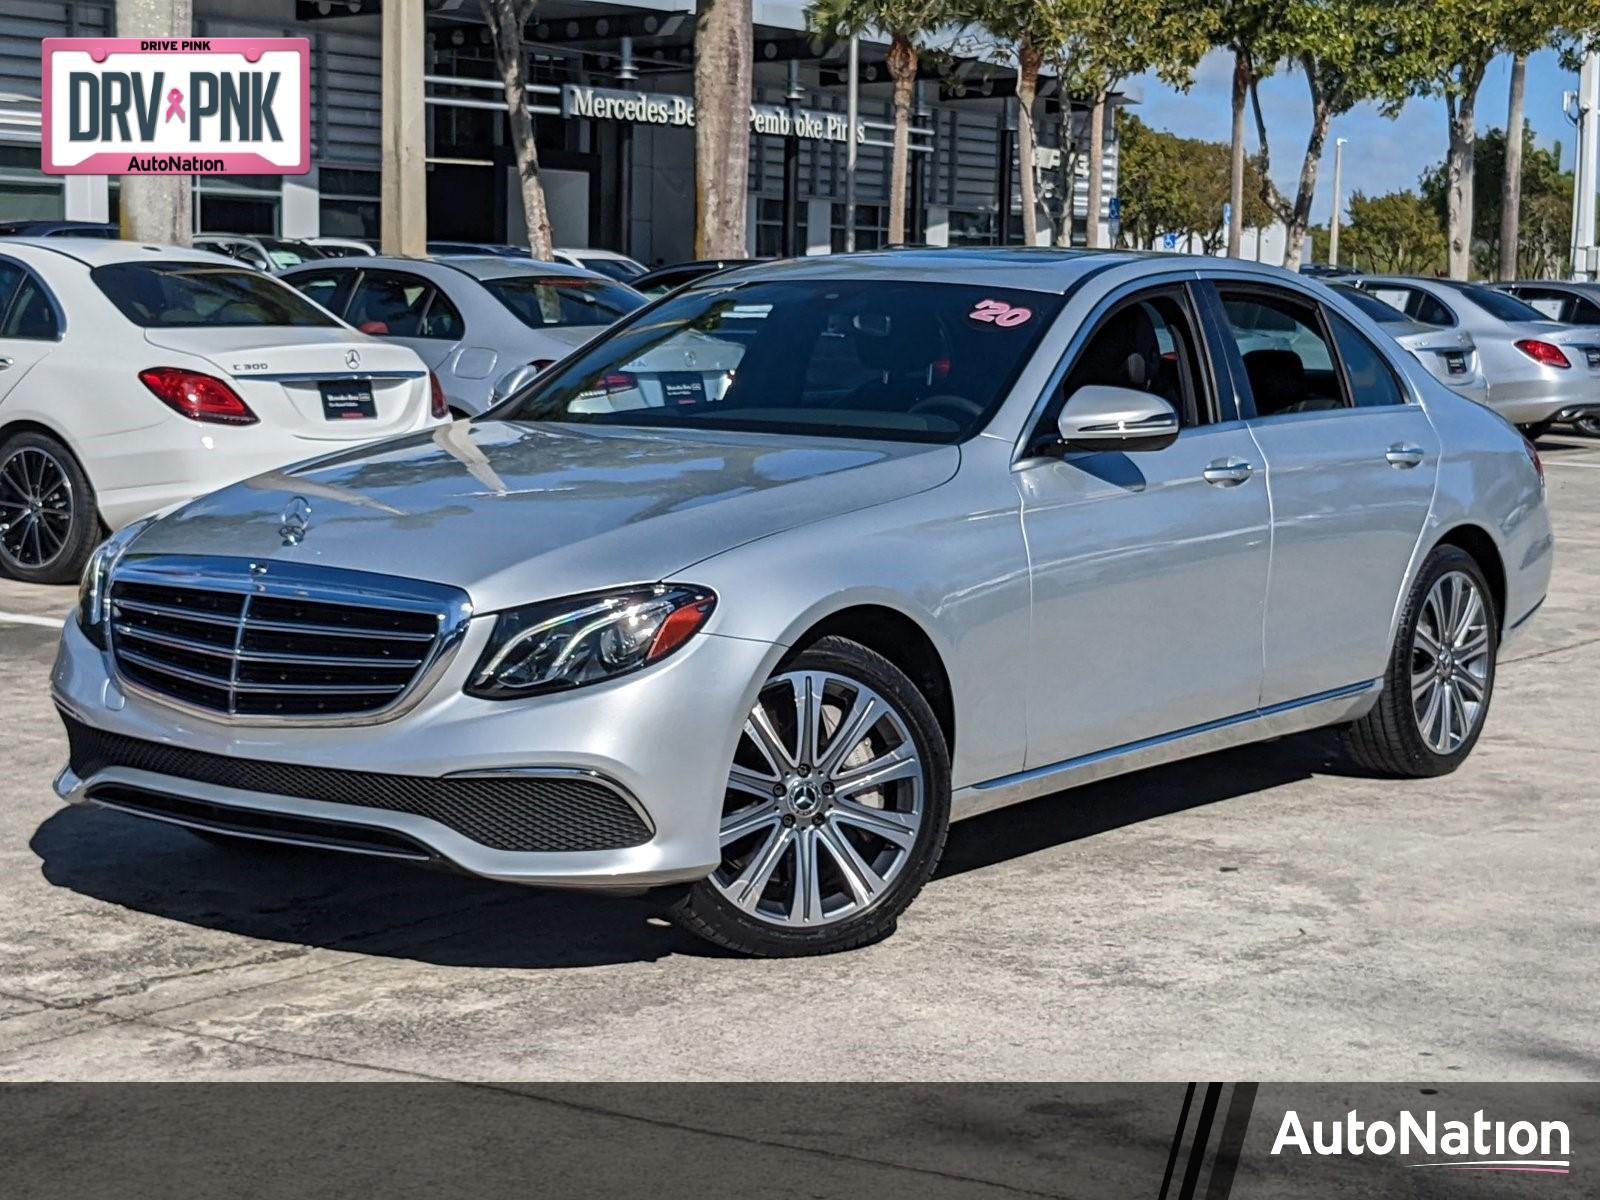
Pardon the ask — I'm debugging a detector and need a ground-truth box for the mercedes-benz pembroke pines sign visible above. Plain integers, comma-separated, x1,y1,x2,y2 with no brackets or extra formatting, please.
42,37,309,175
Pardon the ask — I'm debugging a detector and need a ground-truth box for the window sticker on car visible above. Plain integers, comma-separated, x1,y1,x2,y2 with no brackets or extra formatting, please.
968,299,1033,327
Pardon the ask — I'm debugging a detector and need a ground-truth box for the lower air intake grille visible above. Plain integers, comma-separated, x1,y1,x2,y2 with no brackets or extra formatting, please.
63,714,653,854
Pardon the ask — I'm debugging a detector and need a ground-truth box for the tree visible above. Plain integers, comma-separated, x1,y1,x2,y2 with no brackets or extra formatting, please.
1209,2,1296,258
1499,52,1527,280
1422,126,1576,276
1340,189,1446,274
1384,2,1600,278
481,0,553,259
1115,110,1272,250
961,1,1078,244
810,0,954,245
694,0,754,258
1053,1,1217,248
1245,1,1403,270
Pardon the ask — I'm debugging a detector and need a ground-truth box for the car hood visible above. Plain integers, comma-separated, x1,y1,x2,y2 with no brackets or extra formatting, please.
130,420,959,612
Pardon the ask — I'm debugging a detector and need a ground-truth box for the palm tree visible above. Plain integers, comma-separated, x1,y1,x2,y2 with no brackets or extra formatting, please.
481,0,554,258
809,0,955,244
694,0,754,257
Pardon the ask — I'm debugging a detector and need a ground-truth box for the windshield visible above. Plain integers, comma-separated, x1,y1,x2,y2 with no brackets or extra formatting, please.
578,256,646,282
1443,282,1546,323
93,262,339,328
260,238,325,269
1331,284,1409,325
484,275,645,329
493,278,1063,444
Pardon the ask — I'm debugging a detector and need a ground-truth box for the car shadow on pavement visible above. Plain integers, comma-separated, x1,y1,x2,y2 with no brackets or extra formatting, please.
936,728,1351,879
29,806,700,969
30,728,1358,968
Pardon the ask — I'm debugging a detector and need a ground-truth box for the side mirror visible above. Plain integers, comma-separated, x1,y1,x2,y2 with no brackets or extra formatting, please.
1056,385,1180,453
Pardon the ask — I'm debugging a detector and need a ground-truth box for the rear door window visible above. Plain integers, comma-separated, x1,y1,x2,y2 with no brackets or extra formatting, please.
93,263,338,327
1327,311,1405,406
345,270,463,339
286,268,357,317
1,273,61,339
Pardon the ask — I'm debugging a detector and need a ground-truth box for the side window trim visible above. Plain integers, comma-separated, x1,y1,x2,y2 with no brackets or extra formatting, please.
1015,273,1225,462
0,256,65,342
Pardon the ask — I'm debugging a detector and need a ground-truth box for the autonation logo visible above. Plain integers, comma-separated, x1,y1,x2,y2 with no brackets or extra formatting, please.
1272,1107,1571,1175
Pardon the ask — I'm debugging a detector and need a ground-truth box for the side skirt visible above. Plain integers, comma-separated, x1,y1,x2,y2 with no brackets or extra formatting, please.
951,680,1380,822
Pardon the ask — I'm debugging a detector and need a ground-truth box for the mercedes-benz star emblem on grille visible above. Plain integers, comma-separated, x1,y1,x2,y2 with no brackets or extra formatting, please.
278,496,312,547
345,349,361,370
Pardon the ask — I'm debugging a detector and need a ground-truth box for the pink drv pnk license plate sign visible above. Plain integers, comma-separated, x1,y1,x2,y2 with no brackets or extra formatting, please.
42,37,310,175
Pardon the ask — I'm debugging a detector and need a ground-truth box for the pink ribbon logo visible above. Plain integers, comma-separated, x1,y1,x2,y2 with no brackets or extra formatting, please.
164,87,185,123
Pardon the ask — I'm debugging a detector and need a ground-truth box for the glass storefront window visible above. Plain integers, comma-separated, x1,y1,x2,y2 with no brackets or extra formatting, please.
754,197,807,258
829,203,888,252
0,144,65,221
193,174,280,235
320,167,380,240
947,209,996,246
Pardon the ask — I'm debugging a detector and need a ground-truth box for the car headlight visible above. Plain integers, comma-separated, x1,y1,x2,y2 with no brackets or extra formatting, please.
466,584,717,700
77,517,155,650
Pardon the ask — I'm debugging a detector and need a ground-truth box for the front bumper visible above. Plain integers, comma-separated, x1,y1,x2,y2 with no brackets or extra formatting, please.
51,613,783,888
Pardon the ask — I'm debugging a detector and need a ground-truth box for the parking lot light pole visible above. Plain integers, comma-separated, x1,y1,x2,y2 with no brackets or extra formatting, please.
1328,136,1347,268
846,36,859,253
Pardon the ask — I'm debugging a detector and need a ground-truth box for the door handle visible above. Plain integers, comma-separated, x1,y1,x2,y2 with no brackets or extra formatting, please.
1385,444,1425,468
1203,459,1254,487
0,357,13,370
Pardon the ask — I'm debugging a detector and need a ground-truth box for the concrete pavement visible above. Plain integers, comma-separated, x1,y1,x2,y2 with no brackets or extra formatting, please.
1,433,1596,1082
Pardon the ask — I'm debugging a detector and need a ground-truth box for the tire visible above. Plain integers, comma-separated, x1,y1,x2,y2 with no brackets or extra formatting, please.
1517,418,1554,441
1575,413,1600,439
1344,545,1498,778
672,635,951,956
0,430,99,585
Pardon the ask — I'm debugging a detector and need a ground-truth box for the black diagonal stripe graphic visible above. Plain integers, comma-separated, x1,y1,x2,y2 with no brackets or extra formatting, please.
1158,1083,1198,1200
1177,1083,1224,1200
1204,1083,1259,1200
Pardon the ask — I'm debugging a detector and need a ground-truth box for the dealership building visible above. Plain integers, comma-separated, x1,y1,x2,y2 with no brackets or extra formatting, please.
2,0,1126,258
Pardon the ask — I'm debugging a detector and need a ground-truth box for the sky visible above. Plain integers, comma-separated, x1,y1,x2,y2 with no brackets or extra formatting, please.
1128,47,1585,225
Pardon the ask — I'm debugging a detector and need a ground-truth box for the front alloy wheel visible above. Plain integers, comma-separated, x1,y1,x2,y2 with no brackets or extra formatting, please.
674,636,950,956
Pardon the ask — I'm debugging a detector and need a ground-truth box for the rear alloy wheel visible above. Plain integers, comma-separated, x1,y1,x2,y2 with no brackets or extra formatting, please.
1574,413,1600,439
1345,545,1497,777
0,432,98,584
674,636,950,956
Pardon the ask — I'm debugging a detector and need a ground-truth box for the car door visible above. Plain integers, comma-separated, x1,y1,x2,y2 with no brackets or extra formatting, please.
0,258,63,406
1208,280,1439,707
344,269,464,372
1015,281,1271,768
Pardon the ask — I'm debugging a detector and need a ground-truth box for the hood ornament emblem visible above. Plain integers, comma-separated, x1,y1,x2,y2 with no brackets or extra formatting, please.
345,348,361,370
278,496,312,547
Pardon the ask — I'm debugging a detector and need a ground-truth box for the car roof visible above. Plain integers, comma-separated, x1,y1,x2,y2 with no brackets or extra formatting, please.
1500,279,1600,294
556,247,637,260
685,247,1309,294
279,254,607,284
0,237,238,268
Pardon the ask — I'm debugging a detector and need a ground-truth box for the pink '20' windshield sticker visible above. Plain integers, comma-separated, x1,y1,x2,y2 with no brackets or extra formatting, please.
42,37,310,175
968,299,1034,327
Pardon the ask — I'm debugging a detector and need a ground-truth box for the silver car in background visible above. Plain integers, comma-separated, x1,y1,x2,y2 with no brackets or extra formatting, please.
1353,275,1600,433
1494,279,1600,436
1328,283,1489,406
52,251,1552,957
279,255,645,416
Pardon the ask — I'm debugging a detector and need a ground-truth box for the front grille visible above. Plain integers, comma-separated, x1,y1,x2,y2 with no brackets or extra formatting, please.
107,558,468,721
63,713,654,854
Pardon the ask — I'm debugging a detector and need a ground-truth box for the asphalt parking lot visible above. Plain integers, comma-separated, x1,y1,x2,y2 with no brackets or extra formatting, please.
1,434,1597,1083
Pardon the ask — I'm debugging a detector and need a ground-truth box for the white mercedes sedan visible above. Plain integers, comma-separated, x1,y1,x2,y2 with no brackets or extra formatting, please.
0,239,445,583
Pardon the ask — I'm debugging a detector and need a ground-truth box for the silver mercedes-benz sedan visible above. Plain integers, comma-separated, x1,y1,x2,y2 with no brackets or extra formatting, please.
1351,275,1600,433
52,250,1553,957
278,256,645,417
